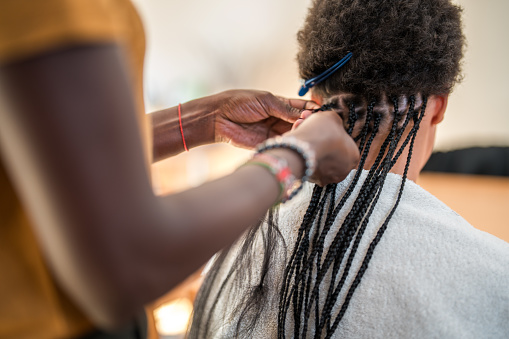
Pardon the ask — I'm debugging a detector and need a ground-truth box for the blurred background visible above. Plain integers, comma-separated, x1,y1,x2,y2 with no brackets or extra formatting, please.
129,0,509,337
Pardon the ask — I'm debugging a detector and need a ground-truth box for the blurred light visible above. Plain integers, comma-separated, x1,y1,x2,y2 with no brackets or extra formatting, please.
154,298,193,336
186,148,210,187
201,254,217,276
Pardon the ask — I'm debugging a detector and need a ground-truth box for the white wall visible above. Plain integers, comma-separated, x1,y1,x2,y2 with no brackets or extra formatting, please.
438,0,509,150
133,0,509,151
132,0,310,109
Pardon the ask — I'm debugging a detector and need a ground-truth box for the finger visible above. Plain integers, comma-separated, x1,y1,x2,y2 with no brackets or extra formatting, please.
300,110,313,119
285,98,321,111
302,100,321,110
275,96,320,122
292,118,304,130
276,96,306,110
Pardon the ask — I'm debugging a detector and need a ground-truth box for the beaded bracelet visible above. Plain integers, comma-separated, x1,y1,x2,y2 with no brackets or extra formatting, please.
254,136,316,202
247,153,296,203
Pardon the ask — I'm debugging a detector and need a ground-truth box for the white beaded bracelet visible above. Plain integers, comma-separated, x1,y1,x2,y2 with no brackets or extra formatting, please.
254,136,316,202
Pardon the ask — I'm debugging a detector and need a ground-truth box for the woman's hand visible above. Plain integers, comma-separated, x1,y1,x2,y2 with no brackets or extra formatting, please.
151,89,319,160
214,89,319,148
287,111,360,186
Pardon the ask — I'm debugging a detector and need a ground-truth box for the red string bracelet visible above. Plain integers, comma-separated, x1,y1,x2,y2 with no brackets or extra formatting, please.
178,103,189,152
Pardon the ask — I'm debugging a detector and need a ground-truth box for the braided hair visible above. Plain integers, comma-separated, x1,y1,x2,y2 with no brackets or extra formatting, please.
189,0,464,338
278,95,427,338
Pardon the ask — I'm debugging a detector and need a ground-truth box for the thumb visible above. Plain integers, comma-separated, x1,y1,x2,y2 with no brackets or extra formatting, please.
273,96,320,123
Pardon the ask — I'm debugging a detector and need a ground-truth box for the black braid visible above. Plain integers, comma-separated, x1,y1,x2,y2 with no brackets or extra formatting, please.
288,103,374,336
279,101,367,337
313,101,399,337
320,115,406,335
190,96,429,339
278,185,324,338
304,101,381,309
316,111,383,334
278,185,329,338
301,184,337,334
279,102,363,337
325,96,428,338
346,103,357,136
276,96,428,339
282,184,331,337
284,102,374,337
312,102,379,334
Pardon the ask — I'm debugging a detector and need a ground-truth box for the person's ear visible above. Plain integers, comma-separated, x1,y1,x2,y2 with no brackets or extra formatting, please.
430,94,449,125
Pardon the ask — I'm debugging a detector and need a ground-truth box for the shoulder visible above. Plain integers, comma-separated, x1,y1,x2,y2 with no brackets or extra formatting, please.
358,173,509,338
393,174,509,257
369,172,509,278
0,0,141,64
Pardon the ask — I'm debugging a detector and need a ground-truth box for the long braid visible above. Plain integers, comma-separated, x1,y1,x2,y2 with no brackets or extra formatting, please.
279,186,329,338
276,96,428,339
313,102,380,335
308,104,359,333
316,111,383,335
288,103,376,337
286,103,374,337
277,104,337,326
325,96,428,338
279,104,361,337
278,185,324,338
320,103,410,334
301,184,337,332
346,103,357,136
313,101,401,337
280,103,367,338
291,185,333,337
284,183,332,335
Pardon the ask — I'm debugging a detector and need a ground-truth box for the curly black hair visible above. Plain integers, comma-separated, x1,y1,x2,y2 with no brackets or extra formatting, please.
297,0,465,98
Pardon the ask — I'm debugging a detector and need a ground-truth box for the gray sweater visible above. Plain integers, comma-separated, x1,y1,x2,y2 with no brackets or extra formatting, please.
203,170,509,338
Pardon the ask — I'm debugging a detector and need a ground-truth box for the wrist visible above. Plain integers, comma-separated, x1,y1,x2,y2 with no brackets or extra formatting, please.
241,151,300,204
151,95,219,161
264,148,305,180
241,136,316,203
255,136,316,182
179,95,218,147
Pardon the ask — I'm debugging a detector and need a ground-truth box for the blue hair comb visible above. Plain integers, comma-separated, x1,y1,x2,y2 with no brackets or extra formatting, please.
298,52,353,96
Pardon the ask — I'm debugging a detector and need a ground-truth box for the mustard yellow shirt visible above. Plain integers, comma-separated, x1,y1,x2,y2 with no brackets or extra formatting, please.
0,1,147,337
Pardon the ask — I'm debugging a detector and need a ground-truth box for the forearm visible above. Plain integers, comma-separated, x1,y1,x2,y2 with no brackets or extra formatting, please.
123,147,304,309
150,94,221,161
142,165,280,297
0,43,309,329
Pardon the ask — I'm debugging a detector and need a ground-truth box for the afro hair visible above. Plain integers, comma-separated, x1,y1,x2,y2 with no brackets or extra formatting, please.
297,0,465,98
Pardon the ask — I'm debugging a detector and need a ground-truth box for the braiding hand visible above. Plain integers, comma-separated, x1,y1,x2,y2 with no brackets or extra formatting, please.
288,111,360,186
214,89,319,149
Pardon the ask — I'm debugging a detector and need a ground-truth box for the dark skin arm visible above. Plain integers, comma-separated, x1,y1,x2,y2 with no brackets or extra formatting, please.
151,89,318,161
0,44,358,330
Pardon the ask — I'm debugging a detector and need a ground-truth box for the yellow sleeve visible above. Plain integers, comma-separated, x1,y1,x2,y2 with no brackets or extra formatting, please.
0,0,126,64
